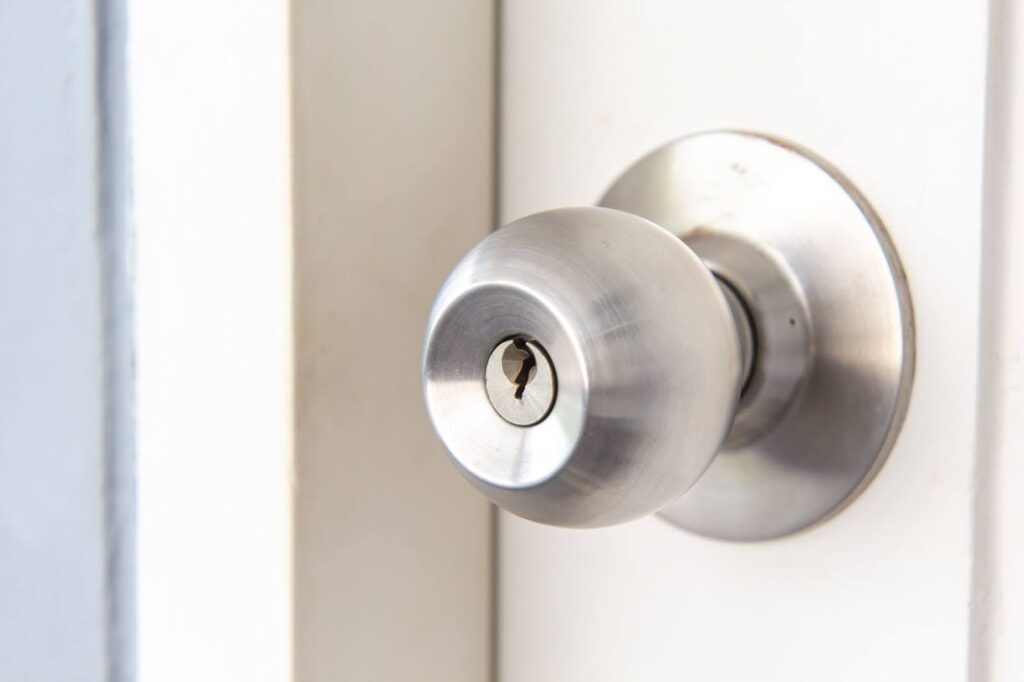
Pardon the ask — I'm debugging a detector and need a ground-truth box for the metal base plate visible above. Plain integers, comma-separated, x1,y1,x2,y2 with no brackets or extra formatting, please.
601,131,914,541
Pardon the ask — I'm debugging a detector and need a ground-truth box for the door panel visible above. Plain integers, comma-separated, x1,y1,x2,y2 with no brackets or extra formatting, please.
499,2,987,680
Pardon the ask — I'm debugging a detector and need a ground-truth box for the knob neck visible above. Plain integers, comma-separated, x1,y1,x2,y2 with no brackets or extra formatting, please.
715,275,756,397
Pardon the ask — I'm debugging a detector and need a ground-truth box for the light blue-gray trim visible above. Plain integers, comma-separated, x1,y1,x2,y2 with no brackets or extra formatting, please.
0,0,134,679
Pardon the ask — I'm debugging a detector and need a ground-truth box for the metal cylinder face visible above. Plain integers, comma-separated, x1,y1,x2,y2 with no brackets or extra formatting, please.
484,337,556,426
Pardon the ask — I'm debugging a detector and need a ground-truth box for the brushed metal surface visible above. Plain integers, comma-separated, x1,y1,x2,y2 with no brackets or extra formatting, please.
423,207,743,527
423,131,913,540
601,131,914,540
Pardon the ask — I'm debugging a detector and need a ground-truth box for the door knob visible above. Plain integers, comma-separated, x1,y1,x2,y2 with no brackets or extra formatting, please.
422,131,914,540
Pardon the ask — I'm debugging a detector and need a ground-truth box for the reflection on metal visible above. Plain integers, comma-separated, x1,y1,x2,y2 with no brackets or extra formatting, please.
423,131,914,540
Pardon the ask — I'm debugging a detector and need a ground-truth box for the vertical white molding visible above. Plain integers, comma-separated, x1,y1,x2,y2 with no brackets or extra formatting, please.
972,1,1024,679
131,2,293,681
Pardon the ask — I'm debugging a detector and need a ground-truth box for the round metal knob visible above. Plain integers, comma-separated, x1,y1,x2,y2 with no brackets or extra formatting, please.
422,131,915,539
423,207,745,527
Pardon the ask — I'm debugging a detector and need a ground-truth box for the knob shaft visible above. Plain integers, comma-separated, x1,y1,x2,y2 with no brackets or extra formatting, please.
423,207,745,527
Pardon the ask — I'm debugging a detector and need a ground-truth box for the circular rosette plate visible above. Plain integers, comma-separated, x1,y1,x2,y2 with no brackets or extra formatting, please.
601,131,914,541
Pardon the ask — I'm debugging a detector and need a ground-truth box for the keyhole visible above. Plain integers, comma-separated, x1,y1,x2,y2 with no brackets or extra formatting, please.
501,338,537,400
484,336,557,426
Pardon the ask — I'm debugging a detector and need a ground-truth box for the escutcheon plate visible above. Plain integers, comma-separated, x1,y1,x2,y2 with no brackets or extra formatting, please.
600,131,915,541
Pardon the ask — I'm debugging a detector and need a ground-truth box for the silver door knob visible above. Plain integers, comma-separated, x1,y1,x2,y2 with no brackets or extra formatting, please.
424,206,748,527
422,131,915,540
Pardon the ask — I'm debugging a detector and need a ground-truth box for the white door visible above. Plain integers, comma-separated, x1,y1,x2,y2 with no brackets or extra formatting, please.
495,2,1021,681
